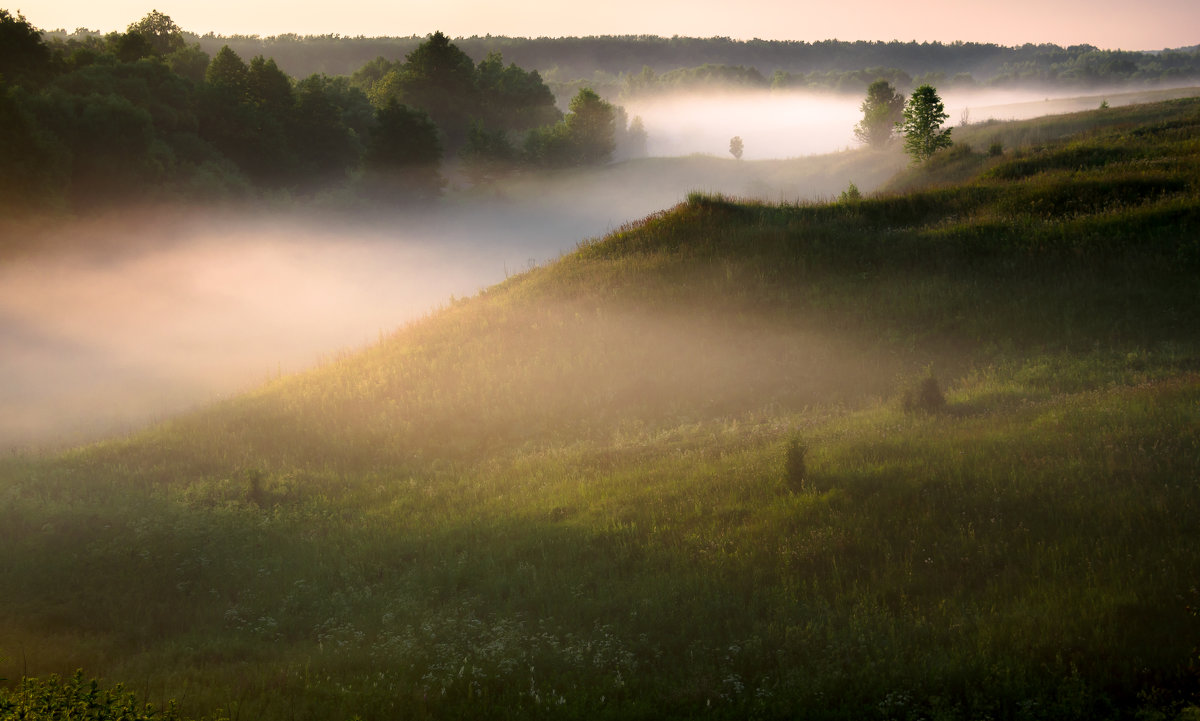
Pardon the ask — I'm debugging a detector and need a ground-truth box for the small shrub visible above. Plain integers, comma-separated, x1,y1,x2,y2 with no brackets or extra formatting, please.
784,436,808,491
0,671,191,720
988,141,1003,157
902,370,947,413
244,468,266,506
838,182,862,203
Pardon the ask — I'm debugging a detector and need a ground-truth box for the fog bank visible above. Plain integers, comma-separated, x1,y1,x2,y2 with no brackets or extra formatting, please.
624,85,1200,159
2,201,672,450
0,177,780,450
7,84,1195,450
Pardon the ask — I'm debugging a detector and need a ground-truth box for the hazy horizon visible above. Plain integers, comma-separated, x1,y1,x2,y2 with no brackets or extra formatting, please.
18,0,1200,51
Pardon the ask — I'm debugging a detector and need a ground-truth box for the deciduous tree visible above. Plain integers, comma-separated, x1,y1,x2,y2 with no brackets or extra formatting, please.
395,31,477,147
291,74,358,181
853,79,904,148
205,45,248,98
475,51,559,133
246,56,294,117
524,88,614,168
899,84,952,162
364,99,444,199
0,10,51,87
111,31,155,63
618,113,647,159
564,88,615,165
167,44,209,84
126,10,184,57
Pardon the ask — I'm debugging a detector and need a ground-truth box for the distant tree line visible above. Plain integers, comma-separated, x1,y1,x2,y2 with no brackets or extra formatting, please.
623,63,769,94
1,10,643,215
623,51,1200,96
345,33,646,177
40,30,1200,95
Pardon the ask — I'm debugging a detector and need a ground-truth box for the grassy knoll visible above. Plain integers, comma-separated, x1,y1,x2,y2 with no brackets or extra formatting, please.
2,98,1200,720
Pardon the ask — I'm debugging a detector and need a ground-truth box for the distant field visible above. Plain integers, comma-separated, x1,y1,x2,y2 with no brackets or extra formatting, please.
959,84,1200,123
2,97,1199,720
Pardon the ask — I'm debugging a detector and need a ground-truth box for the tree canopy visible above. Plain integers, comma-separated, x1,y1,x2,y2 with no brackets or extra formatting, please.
564,88,616,165
153,33,1200,94
125,10,184,57
0,9,52,86
0,13,636,214
853,79,905,148
475,51,560,132
393,31,478,146
364,99,444,199
205,45,249,97
352,36,561,152
899,84,953,162
525,88,616,168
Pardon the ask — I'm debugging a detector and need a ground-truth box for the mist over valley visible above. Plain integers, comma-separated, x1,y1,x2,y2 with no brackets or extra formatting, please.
625,84,1200,158
3,10,1200,719
5,80,1200,450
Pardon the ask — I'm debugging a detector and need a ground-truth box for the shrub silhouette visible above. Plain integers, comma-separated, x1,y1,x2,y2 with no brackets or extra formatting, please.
244,467,266,506
784,435,808,491
902,371,947,413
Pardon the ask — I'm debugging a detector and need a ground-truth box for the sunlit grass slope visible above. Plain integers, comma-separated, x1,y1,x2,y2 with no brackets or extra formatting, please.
2,98,1200,720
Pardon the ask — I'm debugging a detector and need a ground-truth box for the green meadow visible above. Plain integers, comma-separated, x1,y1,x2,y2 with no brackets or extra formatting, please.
2,97,1200,720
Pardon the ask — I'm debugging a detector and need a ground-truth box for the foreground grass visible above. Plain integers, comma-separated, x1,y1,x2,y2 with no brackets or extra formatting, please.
4,360,1198,720
2,98,1200,720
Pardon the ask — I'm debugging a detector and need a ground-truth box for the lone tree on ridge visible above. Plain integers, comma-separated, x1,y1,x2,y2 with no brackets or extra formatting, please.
729,136,744,160
898,84,953,163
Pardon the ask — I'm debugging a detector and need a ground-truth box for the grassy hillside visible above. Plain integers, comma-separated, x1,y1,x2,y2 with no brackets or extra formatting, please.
2,98,1200,720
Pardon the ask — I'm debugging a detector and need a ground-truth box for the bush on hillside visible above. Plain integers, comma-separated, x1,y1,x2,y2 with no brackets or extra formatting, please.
784,435,808,491
902,370,947,413
838,181,862,203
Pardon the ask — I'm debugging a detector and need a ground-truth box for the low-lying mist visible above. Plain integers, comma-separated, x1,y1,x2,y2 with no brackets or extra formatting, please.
7,82,1195,451
1,206,637,451
1,133,914,452
624,84,1200,159
625,91,863,159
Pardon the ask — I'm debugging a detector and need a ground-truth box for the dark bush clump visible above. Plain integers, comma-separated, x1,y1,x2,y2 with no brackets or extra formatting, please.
784,435,808,491
902,371,947,413
244,467,266,506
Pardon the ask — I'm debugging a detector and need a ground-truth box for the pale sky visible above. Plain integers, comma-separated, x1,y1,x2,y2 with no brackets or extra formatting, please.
15,0,1200,51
